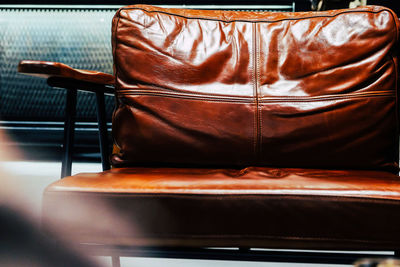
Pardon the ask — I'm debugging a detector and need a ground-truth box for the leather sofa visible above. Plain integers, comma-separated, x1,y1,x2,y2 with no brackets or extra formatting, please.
18,4,400,265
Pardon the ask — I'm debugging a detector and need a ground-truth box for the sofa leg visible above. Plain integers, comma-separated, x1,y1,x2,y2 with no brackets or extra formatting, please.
60,88,77,178
95,91,110,171
111,256,120,267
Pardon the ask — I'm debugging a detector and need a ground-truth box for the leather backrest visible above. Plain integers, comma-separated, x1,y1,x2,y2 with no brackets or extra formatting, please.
111,5,399,173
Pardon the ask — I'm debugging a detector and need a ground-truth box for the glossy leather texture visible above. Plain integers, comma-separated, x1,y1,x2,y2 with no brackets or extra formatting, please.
43,167,400,249
111,5,399,172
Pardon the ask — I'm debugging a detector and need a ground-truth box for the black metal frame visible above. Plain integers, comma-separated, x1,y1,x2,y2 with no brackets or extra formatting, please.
61,88,77,177
47,76,112,177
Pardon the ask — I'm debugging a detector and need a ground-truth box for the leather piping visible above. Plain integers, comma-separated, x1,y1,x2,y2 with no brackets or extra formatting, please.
117,8,396,26
252,22,260,162
255,23,262,161
116,90,395,104
113,10,122,87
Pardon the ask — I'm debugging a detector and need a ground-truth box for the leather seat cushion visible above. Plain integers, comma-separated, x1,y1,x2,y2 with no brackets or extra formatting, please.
43,167,400,249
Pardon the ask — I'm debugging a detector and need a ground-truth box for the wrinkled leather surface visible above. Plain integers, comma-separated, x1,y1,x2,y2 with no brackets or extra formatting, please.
111,5,399,172
43,167,400,249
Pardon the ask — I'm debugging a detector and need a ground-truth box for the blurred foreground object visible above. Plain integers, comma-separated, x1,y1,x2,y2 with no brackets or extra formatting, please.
0,207,98,267
0,130,99,266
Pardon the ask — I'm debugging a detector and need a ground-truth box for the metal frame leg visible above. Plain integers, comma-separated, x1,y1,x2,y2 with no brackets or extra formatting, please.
61,88,77,178
47,77,113,175
95,91,110,171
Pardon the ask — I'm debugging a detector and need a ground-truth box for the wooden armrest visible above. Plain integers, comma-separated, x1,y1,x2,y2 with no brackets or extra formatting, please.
18,60,115,85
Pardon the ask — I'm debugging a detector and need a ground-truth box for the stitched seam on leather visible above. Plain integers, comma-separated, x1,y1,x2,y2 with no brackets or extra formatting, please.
121,8,395,25
252,23,258,161
119,90,394,96
117,93,252,103
117,91,394,104
118,89,394,99
258,91,395,100
117,91,252,98
256,23,262,160
117,85,255,98
111,11,123,153
117,95,251,104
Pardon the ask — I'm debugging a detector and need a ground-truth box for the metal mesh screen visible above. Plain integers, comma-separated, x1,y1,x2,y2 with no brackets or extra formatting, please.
0,8,116,121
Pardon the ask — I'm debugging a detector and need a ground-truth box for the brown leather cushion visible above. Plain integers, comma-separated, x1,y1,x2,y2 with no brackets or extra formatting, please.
43,167,400,249
111,5,399,172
